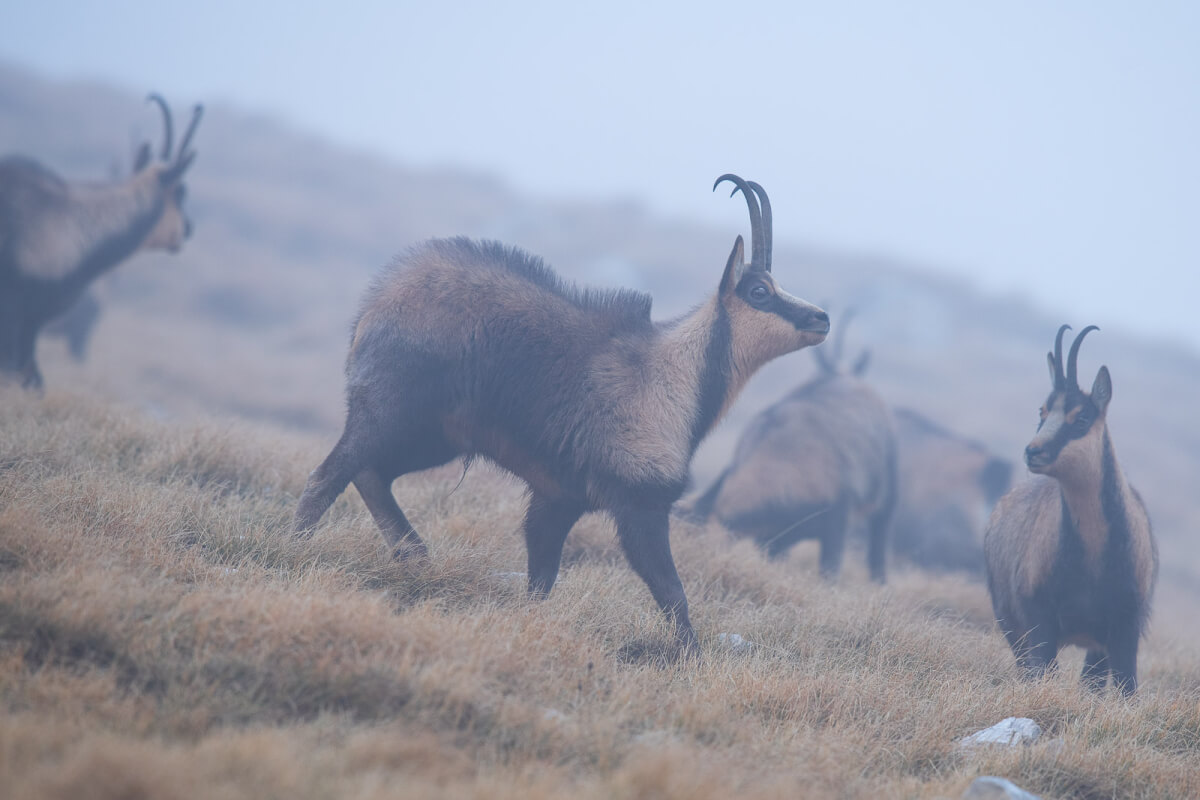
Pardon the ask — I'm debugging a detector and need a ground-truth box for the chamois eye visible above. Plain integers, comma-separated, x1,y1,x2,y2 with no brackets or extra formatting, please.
749,284,770,303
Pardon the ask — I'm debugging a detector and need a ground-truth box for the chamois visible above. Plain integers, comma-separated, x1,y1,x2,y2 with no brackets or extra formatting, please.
43,289,102,362
984,325,1157,694
0,93,203,389
294,175,829,652
686,313,896,581
891,408,1011,574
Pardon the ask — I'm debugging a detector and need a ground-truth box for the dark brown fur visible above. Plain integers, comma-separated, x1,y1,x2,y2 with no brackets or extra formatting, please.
294,176,829,652
984,325,1157,694
0,94,202,389
890,408,1011,575
687,331,896,582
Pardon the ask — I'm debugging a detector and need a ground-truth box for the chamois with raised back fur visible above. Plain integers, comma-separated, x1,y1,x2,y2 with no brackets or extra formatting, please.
0,94,203,389
685,311,896,581
294,175,829,652
984,325,1157,694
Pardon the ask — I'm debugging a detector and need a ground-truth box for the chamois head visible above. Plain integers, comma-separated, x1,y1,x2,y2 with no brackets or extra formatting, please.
1025,324,1111,478
714,175,829,373
133,93,203,253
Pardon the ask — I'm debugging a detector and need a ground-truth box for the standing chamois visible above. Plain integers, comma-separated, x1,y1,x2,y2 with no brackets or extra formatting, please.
294,174,830,652
685,312,896,581
0,94,203,389
984,325,1157,694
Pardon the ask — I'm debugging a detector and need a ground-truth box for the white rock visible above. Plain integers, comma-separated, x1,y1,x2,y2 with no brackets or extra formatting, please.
963,776,1042,799
716,632,753,653
959,717,1041,749
541,708,568,724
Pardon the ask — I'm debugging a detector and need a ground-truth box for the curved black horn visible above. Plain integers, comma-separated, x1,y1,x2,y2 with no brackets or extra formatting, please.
714,174,764,271
746,181,772,272
1053,324,1070,389
146,93,174,161
1066,325,1099,388
175,104,204,164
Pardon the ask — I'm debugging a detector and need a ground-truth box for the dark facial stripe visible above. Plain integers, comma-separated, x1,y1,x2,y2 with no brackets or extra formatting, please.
689,302,732,453
1035,391,1097,463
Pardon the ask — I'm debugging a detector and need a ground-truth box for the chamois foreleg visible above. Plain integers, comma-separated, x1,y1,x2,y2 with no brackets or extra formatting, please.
524,493,584,597
1107,625,1141,696
1013,618,1059,681
16,321,43,392
816,499,851,580
353,467,427,559
1080,649,1110,693
866,467,896,584
614,504,698,653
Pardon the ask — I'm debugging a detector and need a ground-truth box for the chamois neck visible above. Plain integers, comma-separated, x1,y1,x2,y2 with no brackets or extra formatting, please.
1056,428,1127,564
654,295,733,453
65,172,166,284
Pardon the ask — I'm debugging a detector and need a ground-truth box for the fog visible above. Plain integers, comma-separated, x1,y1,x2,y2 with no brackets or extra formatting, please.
3,0,1199,349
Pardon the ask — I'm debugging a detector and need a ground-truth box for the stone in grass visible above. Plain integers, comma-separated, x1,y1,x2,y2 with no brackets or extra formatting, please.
959,717,1042,750
716,632,753,654
963,776,1042,799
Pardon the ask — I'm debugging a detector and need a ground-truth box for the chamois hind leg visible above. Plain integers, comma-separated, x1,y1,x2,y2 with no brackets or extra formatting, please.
294,430,363,534
613,503,698,654
353,467,427,559
524,493,584,597
1080,649,1110,693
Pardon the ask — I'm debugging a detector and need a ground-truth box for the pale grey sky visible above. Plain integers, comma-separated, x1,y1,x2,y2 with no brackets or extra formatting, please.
3,1,1198,348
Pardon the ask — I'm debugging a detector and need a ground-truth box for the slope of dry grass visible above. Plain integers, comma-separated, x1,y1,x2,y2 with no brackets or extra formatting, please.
2,389,1198,799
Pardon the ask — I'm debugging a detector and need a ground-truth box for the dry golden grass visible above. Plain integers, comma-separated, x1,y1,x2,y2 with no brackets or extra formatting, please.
2,389,1199,799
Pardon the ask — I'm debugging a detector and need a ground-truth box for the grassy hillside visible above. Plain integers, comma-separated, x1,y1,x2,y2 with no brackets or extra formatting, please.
2,390,1199,799
3,63,1200,796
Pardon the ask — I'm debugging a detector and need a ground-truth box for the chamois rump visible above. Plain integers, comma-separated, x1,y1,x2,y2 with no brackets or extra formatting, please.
891,408,1012,575
984,325,1157,694
0,94,203,389
294,175,830,652
685,313,896,581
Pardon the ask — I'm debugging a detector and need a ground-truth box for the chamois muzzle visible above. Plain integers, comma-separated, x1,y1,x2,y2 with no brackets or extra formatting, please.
1024,443,1053,472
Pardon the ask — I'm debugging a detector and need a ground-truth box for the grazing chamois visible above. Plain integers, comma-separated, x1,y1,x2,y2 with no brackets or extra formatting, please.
686,313,896,581
984,325,1157,694
294,174,829,652
0,94,203,389
890,408,1011,575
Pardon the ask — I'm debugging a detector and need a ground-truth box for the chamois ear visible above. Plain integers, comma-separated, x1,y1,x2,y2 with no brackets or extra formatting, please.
133,143,152,172
1091,366,1112,414
719,235,746,296
1046,352,1057,389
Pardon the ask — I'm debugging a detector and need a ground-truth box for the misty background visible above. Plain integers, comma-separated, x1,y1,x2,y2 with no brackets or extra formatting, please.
3,0,1198,349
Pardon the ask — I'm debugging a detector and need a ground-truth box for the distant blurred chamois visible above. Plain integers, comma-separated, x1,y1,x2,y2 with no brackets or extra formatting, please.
686,312,896,582
0,94,202,389
890,407,1011,575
